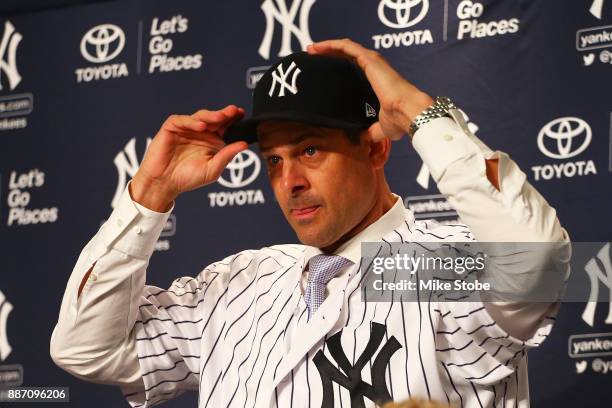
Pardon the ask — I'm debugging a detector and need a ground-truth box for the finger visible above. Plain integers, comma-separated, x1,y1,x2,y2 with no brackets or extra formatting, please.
217,109,245,136
216,104,240,119
369,122,406,142
308,39,371,61
306,44,350,60
192,106,245,133
191,105,243,124
163,114,207,133
207,141,249,180
175,131,226,149
367,123,387,143
308,39,393,84
190,110,227,125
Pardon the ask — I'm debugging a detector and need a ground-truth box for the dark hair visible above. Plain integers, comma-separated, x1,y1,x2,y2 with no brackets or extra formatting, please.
344,128,363,145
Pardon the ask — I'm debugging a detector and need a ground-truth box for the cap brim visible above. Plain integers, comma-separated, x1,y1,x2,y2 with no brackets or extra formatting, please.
224,111,368,144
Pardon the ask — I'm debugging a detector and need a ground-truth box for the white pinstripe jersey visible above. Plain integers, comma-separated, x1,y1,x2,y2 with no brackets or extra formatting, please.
123,210,557,408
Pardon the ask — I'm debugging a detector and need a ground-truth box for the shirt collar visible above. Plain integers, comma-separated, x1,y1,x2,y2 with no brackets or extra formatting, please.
303,194,406,266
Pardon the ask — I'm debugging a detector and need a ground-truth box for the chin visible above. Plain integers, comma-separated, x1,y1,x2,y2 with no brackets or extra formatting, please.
295,229,323,246
295,228,337,249
296,234,323,248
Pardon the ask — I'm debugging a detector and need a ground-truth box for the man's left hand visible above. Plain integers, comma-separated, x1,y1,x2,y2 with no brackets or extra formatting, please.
307,38,433,141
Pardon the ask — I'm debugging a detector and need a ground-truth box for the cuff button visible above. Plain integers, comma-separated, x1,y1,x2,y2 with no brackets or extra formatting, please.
116,219,123,227
443,134,454,142
134,226,142,235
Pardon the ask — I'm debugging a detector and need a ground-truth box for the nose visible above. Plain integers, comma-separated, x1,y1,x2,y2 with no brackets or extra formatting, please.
281,159,309,197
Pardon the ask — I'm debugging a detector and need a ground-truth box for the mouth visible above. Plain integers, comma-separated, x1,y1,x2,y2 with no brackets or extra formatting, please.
290,205,320,220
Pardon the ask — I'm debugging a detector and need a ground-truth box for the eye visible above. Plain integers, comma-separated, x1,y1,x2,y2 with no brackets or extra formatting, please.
267,155,281,166
304,146,317,156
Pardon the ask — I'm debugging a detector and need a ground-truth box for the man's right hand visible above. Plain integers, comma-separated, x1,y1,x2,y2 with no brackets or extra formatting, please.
130,105,247,212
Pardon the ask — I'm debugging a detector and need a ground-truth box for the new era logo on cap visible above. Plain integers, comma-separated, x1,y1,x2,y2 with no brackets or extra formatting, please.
269,61,301,97
365,103,377,118
225,52,380,144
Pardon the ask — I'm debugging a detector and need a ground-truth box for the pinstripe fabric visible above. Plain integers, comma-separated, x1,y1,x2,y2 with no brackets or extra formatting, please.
122,213,558,408
51,116,568,408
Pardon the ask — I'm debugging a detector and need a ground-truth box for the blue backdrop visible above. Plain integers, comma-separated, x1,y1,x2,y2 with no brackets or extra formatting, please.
0,0,611,406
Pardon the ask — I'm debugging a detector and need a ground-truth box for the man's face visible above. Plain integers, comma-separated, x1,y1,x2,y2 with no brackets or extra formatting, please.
258,121,377,249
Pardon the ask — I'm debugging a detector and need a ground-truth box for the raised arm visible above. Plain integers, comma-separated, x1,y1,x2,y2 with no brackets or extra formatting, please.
307,39,570,339
50,106,247,386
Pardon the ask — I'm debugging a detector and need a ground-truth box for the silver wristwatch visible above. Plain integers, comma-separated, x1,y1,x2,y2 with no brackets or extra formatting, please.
408,96,457,137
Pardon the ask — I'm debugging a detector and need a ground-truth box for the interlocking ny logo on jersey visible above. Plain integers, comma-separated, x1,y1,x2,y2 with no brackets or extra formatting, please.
0,21,23,92
377,0,429,29
269,61,301,97
590,0,605,19
258,0,315,60
0,290,13,361
582,243,612,327
313,322,401,408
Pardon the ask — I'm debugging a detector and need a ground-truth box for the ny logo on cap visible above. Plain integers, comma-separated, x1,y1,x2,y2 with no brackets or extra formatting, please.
269,61,301,97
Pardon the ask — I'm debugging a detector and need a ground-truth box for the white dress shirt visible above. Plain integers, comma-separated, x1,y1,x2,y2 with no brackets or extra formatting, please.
50,115,569,408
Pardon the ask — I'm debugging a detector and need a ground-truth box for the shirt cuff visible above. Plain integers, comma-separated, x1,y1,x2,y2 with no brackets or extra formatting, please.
412,112,493,182
99,180,174,259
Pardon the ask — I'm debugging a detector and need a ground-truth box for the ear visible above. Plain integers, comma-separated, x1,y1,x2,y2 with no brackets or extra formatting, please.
364,129,391,169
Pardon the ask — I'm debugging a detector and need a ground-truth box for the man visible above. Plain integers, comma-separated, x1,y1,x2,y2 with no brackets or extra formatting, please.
50,39,569,408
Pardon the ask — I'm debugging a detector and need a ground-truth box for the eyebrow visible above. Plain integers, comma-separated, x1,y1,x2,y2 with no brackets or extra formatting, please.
259,131,327,153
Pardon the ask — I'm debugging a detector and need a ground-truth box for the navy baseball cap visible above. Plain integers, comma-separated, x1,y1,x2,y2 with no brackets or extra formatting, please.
224,52,380,144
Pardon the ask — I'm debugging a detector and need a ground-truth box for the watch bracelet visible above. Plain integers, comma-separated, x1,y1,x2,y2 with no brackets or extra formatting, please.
409,96,456,136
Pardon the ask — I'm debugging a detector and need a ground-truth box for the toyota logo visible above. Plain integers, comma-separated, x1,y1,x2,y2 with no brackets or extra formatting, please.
80,24,126,64
537,117,592,160
377,0,429,29
218,150,261,188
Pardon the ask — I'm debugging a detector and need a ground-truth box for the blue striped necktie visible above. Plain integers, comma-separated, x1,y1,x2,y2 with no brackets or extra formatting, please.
304,254,351,317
